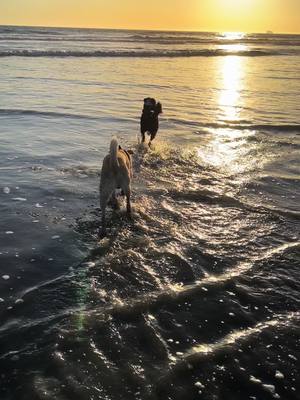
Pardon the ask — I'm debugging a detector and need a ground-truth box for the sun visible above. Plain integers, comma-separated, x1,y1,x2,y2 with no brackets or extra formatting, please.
216,0,256,17
217,0,255,9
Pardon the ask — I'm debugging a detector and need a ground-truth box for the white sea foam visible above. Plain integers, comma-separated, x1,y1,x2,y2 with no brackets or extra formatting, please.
12,197,27,201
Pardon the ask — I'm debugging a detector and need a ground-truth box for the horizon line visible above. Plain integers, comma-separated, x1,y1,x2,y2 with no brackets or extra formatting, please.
0,23,299,35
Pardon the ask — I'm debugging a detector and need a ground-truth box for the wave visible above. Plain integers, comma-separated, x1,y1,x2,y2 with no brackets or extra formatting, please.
1,28,300,48
0,108,97,120
264,206,300,221
195,121,300,132
1,27,300,51
1,110,298,134
0,36,133,43
166,117,300,132
163,311,300,374
129,34,300,46
1,36,300,49
0,48,281,58
87,241,300,319
0,26,64,35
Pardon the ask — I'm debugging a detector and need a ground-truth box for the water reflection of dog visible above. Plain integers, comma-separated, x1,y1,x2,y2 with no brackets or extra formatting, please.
140,98,162,147
99,138,132,237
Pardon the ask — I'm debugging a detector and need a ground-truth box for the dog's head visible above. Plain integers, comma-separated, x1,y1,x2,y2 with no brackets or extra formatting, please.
143,98,162,115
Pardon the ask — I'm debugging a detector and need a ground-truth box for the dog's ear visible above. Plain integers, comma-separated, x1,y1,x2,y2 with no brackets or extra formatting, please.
156,102,162,114
142,98,148,111
143,98,151,110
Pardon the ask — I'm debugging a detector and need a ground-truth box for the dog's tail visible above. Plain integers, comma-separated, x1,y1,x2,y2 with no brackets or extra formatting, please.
156,102,162,115
109,137,119,170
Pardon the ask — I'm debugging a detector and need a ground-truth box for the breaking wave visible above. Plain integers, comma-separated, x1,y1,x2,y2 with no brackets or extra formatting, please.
0,48,282,58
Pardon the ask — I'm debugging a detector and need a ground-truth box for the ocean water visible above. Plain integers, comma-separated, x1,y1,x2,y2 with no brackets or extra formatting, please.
0,26,300,400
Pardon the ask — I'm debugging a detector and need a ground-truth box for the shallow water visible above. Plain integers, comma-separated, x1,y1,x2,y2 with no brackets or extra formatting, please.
0,27,300,400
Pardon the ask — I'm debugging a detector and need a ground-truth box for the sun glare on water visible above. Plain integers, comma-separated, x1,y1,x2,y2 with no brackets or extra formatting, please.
221,32,246,41
219,55,244,122
219,32,248,53
197,50,255,175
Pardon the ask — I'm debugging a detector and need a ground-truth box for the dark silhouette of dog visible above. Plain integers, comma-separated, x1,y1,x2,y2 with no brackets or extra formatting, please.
140,98,162,146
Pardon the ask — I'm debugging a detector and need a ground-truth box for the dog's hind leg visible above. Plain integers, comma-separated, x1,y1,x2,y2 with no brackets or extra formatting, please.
100,196,108,237
122,185,131,217
149,130,158,147
150,130,157,141
99,184,114,237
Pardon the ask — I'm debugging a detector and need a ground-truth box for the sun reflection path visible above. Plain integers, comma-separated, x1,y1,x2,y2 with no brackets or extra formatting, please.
197,54,258,176
219,55,244,122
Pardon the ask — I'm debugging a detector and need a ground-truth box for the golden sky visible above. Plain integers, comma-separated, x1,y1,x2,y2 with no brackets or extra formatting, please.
0,0,299,33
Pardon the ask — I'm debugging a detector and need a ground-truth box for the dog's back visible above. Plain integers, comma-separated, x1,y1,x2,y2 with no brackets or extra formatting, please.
101,138,132,183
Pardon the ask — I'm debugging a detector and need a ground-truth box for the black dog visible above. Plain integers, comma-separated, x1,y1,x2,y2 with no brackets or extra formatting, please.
140,98,162,146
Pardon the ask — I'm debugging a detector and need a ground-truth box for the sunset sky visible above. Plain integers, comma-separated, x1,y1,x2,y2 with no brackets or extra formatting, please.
0,0,299,33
